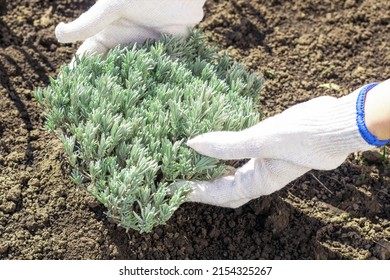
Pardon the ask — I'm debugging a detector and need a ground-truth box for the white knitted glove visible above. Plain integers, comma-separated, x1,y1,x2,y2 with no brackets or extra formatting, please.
185,83,389,208
55,0,206,60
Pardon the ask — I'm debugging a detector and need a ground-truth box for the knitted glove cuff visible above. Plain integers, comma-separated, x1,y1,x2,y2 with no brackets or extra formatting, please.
356,82,390,146
291,83,386,170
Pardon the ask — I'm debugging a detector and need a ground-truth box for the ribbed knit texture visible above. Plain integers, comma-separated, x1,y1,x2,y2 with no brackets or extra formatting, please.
356,82,389,146
55,0,206,60
187,158,310,208
186,83,386,208
188,84,380,171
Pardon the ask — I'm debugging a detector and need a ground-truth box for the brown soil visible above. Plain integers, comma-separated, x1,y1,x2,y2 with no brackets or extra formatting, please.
0,0,389,260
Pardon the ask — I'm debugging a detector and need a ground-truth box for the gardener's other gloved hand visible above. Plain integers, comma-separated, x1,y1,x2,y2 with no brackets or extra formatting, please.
55,0,206,63
185,82,390,208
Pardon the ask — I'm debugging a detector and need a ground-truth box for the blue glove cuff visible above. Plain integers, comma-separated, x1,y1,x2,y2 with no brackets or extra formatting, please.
356,82,390,147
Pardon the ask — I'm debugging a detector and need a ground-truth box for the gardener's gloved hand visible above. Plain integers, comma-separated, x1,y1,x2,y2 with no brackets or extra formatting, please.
185,83,389,208
55,0,206,61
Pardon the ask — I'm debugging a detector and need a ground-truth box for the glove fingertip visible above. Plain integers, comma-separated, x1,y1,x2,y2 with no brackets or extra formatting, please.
186,136,205,150
187,135,224,158
55,22,72,43
187,132,247,160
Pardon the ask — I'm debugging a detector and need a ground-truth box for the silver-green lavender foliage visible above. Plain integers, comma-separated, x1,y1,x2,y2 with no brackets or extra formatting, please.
35,30,263,233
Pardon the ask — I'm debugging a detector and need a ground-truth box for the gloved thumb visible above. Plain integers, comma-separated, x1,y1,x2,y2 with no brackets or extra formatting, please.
55,1,122,43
